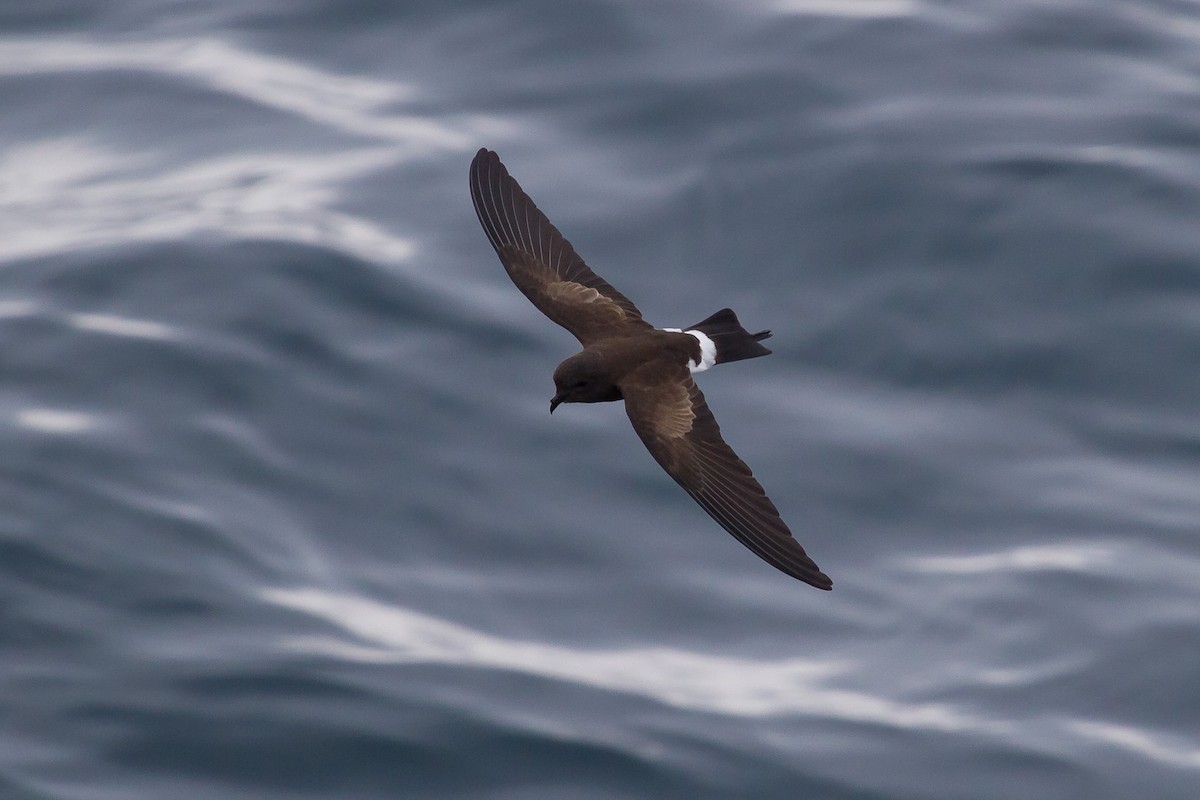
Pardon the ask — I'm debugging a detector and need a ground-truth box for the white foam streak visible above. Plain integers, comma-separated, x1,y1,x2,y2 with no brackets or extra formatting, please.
0,36,497,265
15,408,96,434
772,0,919,18
908,543,1112,575
0,139,414,264
263,587,980,729
0,37,468,148
1069,720,1200,770
0,300,37,318
260,587,1200,771
71,312,175,341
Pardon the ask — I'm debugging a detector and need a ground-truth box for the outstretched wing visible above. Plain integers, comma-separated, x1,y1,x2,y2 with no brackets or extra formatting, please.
470,148,651,345
621,364,832,589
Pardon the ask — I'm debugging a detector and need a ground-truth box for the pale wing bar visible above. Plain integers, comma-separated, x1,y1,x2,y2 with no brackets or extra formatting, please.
625,375,832,590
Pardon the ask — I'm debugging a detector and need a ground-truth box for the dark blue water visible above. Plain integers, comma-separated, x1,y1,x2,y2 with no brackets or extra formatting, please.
2,2,1199,798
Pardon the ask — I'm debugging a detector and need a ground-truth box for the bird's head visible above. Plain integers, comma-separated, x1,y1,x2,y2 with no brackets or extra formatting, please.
550,351,614,413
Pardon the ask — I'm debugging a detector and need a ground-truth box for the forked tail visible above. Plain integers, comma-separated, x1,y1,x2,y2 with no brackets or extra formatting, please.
686,308,773,365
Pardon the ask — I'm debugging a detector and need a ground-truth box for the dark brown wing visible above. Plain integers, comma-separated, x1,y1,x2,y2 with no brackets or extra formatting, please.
621,364,832,590
470,148,652,345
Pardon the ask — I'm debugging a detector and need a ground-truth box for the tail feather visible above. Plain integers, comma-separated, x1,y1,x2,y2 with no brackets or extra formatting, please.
686,308,773,365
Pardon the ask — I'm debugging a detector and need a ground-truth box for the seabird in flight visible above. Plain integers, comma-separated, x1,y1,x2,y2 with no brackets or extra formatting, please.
470,148,831,590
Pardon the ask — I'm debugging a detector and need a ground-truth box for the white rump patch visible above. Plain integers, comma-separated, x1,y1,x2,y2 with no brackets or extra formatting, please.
663,327,716,373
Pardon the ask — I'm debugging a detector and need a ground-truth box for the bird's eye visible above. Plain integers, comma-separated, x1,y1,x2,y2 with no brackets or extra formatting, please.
577,380,589,389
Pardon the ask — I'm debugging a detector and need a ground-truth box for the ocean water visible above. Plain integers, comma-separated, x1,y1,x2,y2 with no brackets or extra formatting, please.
2,1,1199,798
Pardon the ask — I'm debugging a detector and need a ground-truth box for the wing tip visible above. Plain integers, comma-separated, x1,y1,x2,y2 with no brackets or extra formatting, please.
780,558,833,590
469,148,501,183
809,571,834,591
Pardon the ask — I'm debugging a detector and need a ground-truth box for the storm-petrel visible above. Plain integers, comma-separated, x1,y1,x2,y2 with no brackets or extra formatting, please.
470,148,831,590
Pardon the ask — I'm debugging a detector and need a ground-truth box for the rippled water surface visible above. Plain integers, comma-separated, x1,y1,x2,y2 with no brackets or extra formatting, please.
2,2,1199,798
